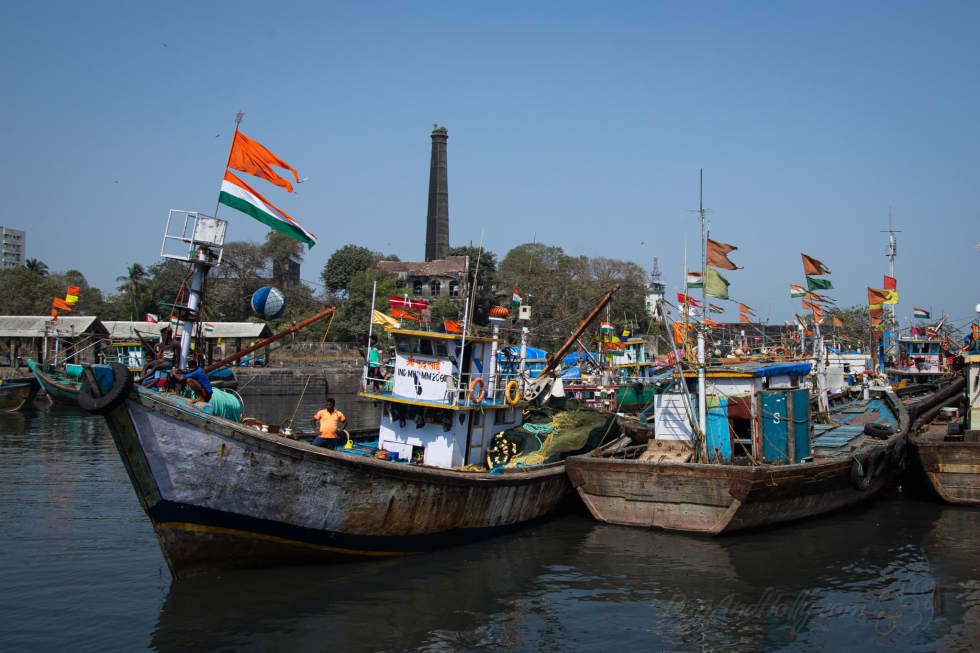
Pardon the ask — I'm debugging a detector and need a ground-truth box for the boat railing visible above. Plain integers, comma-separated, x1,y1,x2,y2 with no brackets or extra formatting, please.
362,364,526,408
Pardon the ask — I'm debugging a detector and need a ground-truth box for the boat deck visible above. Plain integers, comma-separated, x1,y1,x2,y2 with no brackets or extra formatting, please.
812,396,899,456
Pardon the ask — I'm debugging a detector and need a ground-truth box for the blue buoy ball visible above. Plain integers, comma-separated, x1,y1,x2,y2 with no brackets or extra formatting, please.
251,287,286,320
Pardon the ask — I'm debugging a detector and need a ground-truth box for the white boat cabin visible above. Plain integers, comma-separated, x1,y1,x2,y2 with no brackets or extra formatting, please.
360,327,524,469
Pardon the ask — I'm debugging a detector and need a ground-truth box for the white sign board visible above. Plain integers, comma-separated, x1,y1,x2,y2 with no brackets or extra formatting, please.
393,353,453,402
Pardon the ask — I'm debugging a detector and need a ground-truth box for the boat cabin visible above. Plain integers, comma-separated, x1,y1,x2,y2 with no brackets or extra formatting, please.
967,351,980,434
888,333,946,383
654,362,812,465
360,327,525,469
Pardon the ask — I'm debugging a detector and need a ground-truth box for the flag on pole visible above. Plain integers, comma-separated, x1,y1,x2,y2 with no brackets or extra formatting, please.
803,291,832,304
227,131,302,193
203,323,215,334
706,238,741,270
600,322,615,331
709,304,724,314
704,267,730,300
883,290,899,305
444,320,464,334
390,296,429,310
686,271,703,288
677,293,702,307
145,313,159,323
371,311,400,328
913,307,930,319
790,284,805,298
739,313,751,323
219,172,317,248
52,297,74,311
65,286,80,304
801,253,831,275
883,275,897,290
867,288,888,310
51,308,58,321
832,316,844,328
739,303,755,317
806,276,834,291
511,288,522,307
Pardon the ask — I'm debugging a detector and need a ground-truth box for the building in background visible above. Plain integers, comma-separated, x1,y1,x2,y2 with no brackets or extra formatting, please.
1,227,26,269
645,257,665,319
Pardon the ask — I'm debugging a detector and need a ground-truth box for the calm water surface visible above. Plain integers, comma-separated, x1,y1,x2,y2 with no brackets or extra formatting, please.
2,395,979,652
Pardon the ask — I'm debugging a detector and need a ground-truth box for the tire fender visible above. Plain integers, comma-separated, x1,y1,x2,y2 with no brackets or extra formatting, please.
850,451,872,491
78,363,133,415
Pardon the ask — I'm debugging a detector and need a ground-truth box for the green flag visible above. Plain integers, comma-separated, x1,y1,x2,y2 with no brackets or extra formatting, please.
704,267,730,300
806,276,833,291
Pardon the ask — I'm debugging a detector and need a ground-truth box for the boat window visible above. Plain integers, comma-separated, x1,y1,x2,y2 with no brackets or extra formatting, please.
494,407,516,425
396,337,411,353
434,340,448,357
412,338,434,356
473,411,484,427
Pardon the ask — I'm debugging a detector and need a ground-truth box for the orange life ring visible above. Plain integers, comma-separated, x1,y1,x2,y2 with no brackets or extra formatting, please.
504,380,521,406
469,377,486,404
771,346,788,360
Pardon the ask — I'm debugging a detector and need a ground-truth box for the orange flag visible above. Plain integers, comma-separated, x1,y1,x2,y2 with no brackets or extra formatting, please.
867,287,887,309
832,316,844,328
706,238,741,270
51,308,58,320
739,303,755,317
803,291,832,304
52,297,74,311
66,285,81,295
228,131,302,193
801,254,831,276
739,313,751,323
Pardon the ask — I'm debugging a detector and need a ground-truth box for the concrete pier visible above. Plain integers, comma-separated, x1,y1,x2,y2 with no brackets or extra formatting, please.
233,366,363,396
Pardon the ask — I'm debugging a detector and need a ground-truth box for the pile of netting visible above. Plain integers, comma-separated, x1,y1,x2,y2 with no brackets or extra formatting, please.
485,397,620,469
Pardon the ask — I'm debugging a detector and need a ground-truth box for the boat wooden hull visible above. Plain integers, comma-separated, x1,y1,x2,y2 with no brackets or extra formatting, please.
27,361,80,406
907,438,980,505
103,388,573,578
0,382,31,412
565,439,902,534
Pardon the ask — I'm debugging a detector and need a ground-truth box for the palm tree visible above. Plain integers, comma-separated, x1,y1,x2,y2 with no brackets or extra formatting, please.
117,263,150,320
24,258,48,276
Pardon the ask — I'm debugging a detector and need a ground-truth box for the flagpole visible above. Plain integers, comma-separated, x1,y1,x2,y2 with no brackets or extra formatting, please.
214,110,244,218
465,228,485,333
364,279,377,392
697,169,707,457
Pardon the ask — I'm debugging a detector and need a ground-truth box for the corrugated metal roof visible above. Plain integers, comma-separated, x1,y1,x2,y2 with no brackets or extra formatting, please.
0,316,107,338
102,321,167,340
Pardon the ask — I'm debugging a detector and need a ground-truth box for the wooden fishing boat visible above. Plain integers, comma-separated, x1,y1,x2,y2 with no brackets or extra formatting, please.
904,371,977,505
566,361,911,535
0,380,32,411
27,359,82,405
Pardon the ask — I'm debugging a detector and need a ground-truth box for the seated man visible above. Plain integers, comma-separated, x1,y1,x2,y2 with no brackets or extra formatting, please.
171,358,213,403
137,334,178,385
311,398,347,449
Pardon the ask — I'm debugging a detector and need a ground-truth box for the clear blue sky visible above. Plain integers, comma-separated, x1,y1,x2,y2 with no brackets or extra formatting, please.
2,1,978,328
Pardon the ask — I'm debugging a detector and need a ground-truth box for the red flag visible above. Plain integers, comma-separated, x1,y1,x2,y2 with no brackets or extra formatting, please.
444,320,463,334
883,276,896,291
676,293,702,307
52,297,74,311
391,308,423,322
389,296,429,310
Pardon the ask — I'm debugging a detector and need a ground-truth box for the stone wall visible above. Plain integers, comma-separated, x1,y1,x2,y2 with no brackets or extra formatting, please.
234,366,363,396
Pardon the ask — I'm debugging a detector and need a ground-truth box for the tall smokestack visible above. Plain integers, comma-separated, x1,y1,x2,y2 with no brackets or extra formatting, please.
425,126,449,262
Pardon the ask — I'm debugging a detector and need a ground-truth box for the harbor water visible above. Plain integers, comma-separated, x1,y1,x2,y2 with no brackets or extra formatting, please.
2,394,979,652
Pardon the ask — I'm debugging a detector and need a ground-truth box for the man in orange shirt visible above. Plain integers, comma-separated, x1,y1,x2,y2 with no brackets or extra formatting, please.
311,398,347,449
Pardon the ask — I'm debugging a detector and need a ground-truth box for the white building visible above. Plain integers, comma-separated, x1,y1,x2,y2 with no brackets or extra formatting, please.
1,227,26,269
645,257,665,319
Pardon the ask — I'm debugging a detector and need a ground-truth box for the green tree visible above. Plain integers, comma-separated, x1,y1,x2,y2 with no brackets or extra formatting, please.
333,271,398,342
24,258,49,276
0,267,61,314
116,263,150,319
321,245,377,295
446,245,498,325
49,269,105,316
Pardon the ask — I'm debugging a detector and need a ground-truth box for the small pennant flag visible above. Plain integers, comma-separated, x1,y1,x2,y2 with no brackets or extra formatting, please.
145,313,159,323
511,288,522,307
391,308,423,322
832,316,844,328
65,286,81,304
677,293,702,308
803,291,832,304
706,238,741,270
709,304,724,314
52,297,74,311
686,272,703,288
51,308,58,321
913,307,930,319
203,323,215,334
801,253,831,276
444,320,464,334
704,267,730,300
739,304,756,317
739,313,751,323
883,275,897,290
790,284,805,298
600,322,615,331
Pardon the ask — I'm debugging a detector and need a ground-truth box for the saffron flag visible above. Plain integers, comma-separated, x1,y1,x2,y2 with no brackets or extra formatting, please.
739,313,751,323
52,297,74,311
65,286,80,304
227,131,302,193
391,308,423,322
709,304,724,314
832,316,844,328
706,238,741,270
867,288,888,310
51,308,58,320
686,271,703,288
803,291,832,304
806,276,833,291
973,323,980,340
704,267,730,300
802,299,823,312
883,290,899,305
790,284,805,298
869,308,884,318
219,172,317,248
512,288,522,307
739,303,755,317
801,254,831,276
883,275,897,290
913,307,930,319
444,320,464,334
389,296,429,310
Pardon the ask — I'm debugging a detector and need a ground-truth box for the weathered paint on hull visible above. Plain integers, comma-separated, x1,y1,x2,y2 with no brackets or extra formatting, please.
908,439,980,506
565,441,901,535
104,389,572,578
0,383,31,411
27,361,80,406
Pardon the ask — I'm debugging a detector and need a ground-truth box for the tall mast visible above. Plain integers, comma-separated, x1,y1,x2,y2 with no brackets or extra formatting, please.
697,169,707,454
881,208,901,320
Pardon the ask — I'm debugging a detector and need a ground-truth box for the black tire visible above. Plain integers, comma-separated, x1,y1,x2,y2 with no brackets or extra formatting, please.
868,446,888,478
890,438,906,469
863,422,895,439
850,452,872,491
78,363,133,415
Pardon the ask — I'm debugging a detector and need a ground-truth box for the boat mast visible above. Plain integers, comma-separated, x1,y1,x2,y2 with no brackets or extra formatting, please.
697,170,707,443
881,208,900,321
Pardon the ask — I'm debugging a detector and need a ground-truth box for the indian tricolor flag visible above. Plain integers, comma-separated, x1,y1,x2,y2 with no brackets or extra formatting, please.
913,307,930,319
219,171,317,249
600,322,615,331
686,272,703,288
790,284,805,298
203,323,215,334
512,288,522,307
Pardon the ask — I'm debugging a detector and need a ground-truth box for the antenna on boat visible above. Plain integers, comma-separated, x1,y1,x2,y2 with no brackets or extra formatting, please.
881,208,901,319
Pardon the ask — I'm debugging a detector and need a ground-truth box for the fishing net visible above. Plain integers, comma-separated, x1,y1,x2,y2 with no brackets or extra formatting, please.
485,397,620,468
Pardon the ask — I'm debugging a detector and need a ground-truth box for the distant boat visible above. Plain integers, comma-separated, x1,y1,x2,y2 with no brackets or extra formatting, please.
0,381,32,412
27,360,82,405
